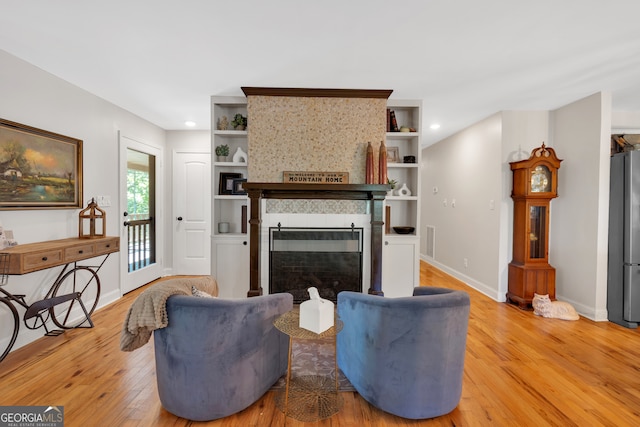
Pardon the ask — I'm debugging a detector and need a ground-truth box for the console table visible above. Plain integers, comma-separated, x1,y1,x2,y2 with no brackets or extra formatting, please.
1,236,119,275
0,237,120,359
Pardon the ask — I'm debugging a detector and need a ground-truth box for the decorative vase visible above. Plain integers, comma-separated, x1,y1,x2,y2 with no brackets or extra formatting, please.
396,183,411,197
217,155,228,162
234,124,246,131
232,147,248,163
217,116,229,130
366,142,375,184
378,140,387,185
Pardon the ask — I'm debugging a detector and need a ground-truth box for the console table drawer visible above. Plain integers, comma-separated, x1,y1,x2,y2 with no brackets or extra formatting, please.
64,244,96,261
95,238,119,255
23,250,64,272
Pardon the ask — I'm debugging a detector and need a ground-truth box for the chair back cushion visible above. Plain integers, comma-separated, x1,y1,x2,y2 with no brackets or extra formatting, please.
337,287,470,419
154,292,292,421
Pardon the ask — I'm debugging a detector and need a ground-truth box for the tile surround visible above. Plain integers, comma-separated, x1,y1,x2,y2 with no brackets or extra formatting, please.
266,199,367,214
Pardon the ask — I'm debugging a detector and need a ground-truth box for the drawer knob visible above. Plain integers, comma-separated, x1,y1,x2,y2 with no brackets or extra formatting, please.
106,244,110,248
79,250,83,254
42,256,48,261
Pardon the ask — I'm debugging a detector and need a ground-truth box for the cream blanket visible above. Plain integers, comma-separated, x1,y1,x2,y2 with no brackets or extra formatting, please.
120,276,219,352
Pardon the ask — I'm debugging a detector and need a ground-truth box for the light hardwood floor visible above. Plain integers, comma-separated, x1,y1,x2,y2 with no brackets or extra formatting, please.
1,262,639,426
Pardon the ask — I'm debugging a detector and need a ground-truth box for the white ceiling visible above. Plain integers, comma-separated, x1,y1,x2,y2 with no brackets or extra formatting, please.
1,0,640,146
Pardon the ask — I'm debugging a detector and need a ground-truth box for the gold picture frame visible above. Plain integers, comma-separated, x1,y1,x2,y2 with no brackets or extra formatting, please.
0,118,83,210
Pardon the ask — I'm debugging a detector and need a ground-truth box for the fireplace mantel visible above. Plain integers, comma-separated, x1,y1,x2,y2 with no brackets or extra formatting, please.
243,182,390,298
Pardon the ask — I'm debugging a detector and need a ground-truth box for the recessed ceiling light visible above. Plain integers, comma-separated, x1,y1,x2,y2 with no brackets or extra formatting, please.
185,121,196,127
430,123,441,130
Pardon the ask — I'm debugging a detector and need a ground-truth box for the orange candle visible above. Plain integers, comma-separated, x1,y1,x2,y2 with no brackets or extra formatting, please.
378,140,387,185
366,142,375,184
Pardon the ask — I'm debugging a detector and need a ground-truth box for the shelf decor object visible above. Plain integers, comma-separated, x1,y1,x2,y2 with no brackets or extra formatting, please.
386,146,399,163
366,142,375,184
378,140,387,185
283,171,349,184
78,198,106,239
507,142,562,309
215,144,229,162
232,146,248,163
219,172,242,195
396,183,411,197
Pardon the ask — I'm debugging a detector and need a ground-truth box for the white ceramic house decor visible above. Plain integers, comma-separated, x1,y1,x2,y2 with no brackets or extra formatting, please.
232,147,248,163
299,287,334,334
396,183,411,197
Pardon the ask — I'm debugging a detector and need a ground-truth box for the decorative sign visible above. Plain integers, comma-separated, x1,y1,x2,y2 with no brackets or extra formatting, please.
283,171,349,184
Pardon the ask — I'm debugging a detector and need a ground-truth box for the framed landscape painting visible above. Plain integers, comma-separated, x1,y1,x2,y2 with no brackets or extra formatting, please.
0,118,83,210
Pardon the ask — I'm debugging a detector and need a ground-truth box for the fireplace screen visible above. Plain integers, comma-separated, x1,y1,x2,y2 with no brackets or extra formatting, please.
269,227,363,303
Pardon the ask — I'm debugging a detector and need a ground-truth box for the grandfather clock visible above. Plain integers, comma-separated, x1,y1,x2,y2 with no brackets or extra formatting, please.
507,143,562,309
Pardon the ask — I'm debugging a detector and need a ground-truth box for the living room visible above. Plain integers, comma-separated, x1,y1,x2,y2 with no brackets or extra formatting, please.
1,2,640,425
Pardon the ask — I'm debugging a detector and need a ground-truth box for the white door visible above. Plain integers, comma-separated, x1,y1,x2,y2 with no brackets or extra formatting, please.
119,134,164,294
172,151,211,275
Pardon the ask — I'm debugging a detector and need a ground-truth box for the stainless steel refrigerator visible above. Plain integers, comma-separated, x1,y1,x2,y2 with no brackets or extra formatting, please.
608,150,640,328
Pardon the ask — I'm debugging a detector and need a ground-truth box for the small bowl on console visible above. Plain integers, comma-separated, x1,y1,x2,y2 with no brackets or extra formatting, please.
392,226,415,235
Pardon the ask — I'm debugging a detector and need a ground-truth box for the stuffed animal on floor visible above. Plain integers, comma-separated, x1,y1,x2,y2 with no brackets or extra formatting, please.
532,293,579,321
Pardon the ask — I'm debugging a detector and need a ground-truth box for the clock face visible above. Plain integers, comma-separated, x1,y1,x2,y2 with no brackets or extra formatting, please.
530,165,551,193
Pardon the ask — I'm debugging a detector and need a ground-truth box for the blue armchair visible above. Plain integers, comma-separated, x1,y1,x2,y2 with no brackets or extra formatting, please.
153,293,292,421
337,287,470,419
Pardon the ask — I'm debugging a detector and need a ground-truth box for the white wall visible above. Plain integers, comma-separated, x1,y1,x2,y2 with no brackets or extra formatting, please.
0,49,166,351
550,92,611,320
421,93,612,320
421,113,503,300
612,111,640,131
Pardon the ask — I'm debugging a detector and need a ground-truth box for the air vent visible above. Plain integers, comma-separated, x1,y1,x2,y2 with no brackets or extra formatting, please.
425,225,435,258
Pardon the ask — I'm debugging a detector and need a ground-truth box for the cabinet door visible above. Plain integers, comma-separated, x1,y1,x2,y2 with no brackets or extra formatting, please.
382,236,418,297
212,236,249,298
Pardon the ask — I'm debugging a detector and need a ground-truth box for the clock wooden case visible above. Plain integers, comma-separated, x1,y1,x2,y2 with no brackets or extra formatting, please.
507,143,562,309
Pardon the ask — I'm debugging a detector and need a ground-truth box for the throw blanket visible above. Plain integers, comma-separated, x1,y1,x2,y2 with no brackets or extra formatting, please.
120,276,219,352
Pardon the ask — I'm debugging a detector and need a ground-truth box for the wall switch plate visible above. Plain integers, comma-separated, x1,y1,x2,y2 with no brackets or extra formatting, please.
95,195,111,207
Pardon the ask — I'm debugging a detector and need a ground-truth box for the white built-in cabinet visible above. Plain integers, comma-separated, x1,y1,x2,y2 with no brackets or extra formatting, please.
212,235,249,298
382,100,422,296
382,235,418,297
210,96,421,298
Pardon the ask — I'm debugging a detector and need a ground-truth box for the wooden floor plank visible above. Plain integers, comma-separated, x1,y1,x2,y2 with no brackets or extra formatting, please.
1,261,639,426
